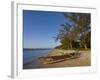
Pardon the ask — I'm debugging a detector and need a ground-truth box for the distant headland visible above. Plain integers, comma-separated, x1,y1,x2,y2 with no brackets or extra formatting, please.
23,48,53,50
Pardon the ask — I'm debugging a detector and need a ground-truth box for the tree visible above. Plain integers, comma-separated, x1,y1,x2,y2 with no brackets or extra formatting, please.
54,23,73,49
54,13,91,50
63,13,91,50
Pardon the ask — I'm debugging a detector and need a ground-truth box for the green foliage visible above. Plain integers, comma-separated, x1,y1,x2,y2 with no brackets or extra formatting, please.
54,13,91,50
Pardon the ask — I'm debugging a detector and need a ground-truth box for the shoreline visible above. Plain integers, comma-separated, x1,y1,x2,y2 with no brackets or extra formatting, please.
23,49,91,69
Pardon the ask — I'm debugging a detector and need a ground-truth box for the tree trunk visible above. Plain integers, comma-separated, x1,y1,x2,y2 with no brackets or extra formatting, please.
84,44,87,50
79,43,82,48
70,42,73,49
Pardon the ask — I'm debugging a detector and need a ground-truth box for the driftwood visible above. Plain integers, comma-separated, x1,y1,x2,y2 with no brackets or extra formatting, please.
38,52,81,64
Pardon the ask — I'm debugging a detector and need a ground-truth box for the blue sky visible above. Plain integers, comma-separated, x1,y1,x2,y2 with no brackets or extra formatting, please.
23,10,67,48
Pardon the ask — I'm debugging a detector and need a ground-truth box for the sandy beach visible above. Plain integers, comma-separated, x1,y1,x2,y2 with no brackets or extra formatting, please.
39,49,91,68
24,49,91,69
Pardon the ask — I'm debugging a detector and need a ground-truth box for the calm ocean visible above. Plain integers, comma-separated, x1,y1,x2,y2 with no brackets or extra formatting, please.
23,49,51,69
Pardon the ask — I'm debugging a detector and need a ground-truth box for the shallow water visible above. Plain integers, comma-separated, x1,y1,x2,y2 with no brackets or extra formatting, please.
23,49,51,69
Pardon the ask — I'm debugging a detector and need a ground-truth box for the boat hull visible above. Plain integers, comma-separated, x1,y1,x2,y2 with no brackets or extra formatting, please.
38,52,81,64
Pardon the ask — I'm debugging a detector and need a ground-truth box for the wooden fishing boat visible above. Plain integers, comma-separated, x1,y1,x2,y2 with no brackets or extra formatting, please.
38,52,81,64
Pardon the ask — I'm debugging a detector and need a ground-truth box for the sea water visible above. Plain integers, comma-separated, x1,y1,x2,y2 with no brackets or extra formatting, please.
23,49,51,69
